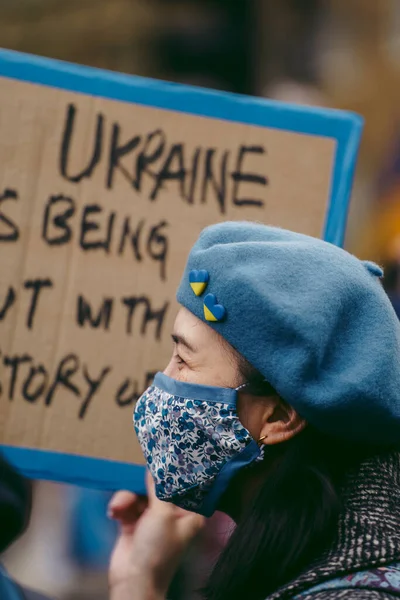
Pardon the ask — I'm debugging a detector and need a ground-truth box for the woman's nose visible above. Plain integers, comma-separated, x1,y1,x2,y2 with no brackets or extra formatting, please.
163,357,175,378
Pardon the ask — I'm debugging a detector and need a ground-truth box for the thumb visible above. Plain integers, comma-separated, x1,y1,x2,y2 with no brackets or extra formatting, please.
108,491,148,523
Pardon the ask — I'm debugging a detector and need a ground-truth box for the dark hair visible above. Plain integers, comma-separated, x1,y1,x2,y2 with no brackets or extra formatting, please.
203,360,386,600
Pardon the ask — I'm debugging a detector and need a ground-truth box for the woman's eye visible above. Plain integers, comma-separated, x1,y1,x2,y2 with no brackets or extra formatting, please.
175,355,186,366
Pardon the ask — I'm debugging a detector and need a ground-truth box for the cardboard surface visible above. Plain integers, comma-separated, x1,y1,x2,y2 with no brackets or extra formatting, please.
0,50,362,491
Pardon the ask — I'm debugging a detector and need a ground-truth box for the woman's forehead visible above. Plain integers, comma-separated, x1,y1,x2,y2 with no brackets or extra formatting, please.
174,307,226,350
174,307,210,340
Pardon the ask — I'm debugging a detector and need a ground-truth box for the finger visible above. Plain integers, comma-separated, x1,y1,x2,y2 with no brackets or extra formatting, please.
108,491,138,512
108,491,148,522
110,498,148,525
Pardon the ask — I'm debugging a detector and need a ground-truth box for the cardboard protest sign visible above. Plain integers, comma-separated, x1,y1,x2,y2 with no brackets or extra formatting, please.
0,50,363,493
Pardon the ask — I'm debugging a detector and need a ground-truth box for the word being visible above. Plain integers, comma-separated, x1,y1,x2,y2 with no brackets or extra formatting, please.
42,195,169,279
0,349,156,419
0,278,53,329
77,293,169,340
41,195,169,280
60,104,269,214
0,187,169,280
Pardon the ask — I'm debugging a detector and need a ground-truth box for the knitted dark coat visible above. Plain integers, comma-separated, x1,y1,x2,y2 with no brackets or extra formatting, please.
268,452,400,600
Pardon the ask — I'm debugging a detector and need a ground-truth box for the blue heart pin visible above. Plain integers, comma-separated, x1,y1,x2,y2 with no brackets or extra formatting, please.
189,270,209,296
203,293,226,322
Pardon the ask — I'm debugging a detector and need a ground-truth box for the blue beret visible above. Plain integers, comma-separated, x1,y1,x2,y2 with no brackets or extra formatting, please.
177,221,400,445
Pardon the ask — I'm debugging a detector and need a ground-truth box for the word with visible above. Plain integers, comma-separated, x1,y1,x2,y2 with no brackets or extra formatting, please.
60,104,269,214
0,349,157,419
77,293,169,340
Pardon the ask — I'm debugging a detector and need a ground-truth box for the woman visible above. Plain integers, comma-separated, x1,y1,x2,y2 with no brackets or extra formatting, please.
108,222,400,600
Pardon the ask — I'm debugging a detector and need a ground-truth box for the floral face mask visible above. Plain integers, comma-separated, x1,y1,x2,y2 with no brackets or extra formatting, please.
133,372,263,517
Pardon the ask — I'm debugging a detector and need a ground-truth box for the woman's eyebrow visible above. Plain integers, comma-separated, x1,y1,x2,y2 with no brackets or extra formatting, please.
171,333,197,353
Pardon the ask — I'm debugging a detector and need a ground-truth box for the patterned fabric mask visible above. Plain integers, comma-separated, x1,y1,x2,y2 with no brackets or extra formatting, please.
133,372,263,517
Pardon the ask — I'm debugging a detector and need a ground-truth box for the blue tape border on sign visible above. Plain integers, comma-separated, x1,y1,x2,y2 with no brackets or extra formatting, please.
0,446,147,495
0,49,363,492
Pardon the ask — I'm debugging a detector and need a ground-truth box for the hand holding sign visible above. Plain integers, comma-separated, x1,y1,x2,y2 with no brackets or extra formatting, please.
109,472,205,600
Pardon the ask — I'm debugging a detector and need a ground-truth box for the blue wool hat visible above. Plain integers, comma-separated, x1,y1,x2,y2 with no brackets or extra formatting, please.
177,221,400,445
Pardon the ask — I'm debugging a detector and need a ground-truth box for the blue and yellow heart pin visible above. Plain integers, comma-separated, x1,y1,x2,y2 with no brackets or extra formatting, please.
203,293,226,322
189,270,209,296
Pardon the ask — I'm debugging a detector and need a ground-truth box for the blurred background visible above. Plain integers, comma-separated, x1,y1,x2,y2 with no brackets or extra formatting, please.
0,0,399,598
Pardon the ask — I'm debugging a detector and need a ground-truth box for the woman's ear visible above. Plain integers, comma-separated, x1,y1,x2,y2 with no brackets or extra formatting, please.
258,397,307,445
237,392,306,445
